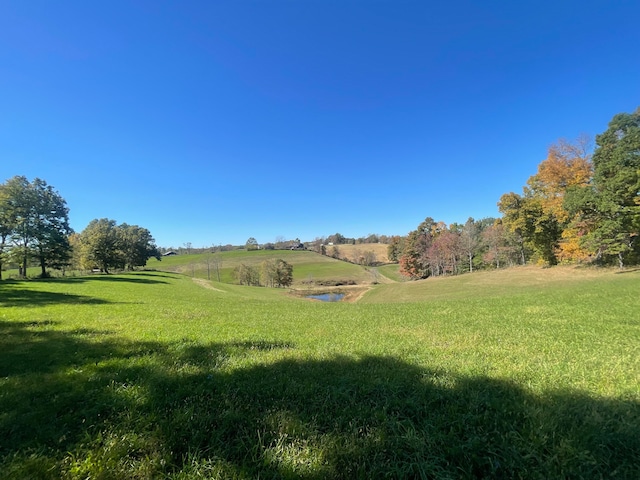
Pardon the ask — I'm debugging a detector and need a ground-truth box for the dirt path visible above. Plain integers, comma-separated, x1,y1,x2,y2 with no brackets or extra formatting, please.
191,277,226,292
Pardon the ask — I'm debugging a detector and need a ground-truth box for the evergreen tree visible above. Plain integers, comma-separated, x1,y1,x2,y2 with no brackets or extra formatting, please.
565,109,640,267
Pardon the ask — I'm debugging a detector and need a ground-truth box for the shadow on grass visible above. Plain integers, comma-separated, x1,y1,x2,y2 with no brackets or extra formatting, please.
0,284,113,308
0,273,170,307
615,267,640,274
1,322,638,479
37,273,170,285
0,321,116,376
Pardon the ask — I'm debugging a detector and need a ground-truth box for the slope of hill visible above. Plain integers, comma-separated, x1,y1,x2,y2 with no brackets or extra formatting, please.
147,249,379,286
324,243,390,264
360,264,637,303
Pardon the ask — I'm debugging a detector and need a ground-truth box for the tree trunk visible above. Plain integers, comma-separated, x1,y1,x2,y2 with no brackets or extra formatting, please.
618,251,624,269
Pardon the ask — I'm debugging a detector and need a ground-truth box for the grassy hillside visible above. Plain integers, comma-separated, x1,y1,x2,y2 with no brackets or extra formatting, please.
1,268,639,478
376,263,403,282
325,243,390,264
147,249,378,286
360,264,633,302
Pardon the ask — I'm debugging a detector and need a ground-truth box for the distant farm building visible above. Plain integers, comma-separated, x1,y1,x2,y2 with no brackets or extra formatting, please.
163,251,178,256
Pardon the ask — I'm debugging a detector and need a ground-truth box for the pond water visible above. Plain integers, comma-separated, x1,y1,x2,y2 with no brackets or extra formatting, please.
306,293,345,302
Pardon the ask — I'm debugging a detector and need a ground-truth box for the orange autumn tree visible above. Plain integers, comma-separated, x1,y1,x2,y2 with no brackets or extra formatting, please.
525,136,593,262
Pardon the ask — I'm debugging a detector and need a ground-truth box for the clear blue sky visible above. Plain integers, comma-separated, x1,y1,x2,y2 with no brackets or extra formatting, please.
2,1,639,248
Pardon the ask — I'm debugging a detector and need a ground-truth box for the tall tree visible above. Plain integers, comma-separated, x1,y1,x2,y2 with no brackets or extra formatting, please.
496,192,525,259
260,258,294,287
460,218,479,273
78,218,120,273
0,183,14,280
77,219,161,273
499,192,561,266
234,263,260,286
1,176,72,277
387,235,405,263
117,223,161,270
29,178,73,277
399,217,436,279
245,237,259,250
273,259,293,287
499,137,593,266
481,222,507,268
427,228,461,276
527,136,593,262
260,259,277,287
565,109,640,267
3,176,33,276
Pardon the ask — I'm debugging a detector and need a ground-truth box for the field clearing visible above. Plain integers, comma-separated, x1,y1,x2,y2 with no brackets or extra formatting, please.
1,267,639,478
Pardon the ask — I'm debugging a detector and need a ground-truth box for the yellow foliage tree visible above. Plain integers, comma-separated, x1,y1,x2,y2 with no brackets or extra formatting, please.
525,135,593,261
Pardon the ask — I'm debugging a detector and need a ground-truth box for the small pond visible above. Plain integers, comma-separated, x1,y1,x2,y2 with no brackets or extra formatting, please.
306,293,345,302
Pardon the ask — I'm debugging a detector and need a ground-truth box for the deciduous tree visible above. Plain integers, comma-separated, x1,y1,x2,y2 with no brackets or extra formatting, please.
78,218,120,273
234,263,260,286
399,218,436,279
387,235,405,263
117,223,161,270
498,192,560,265
565,109,640,267
499,136,593,266
428,229,461,276
245,237,259,251
273,259,293,287
460,218,479,273
0,183,13,279
1,176,72,277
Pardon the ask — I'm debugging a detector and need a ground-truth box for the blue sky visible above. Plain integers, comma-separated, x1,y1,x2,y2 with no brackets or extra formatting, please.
2,1,639,248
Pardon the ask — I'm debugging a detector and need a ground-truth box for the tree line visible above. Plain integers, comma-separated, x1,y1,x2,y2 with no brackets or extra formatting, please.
499,108,639,268
70,219,161,274
396,107,640,278
0,176,160,278
394,217,502,279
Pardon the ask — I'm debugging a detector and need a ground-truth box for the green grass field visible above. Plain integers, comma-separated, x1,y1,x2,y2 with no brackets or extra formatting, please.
1,266,639,478
147,250,376,286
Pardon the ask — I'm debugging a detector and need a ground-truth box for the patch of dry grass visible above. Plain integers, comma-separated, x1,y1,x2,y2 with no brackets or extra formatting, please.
327,243,390,264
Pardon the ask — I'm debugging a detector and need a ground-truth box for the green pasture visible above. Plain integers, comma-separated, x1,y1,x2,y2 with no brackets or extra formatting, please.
147,250,375,285
375,263,404,282
1,267,639,478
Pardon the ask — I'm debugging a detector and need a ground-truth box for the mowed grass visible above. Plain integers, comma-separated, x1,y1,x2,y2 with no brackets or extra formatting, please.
1,267,639,478
147,250,374,285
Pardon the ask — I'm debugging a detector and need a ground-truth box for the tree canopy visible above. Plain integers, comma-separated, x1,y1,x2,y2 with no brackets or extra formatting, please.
565,109,640,267
76,219,160,273
0,176,72,278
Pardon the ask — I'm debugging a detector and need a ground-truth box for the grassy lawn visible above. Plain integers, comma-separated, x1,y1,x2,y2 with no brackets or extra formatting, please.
1,267,639,478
